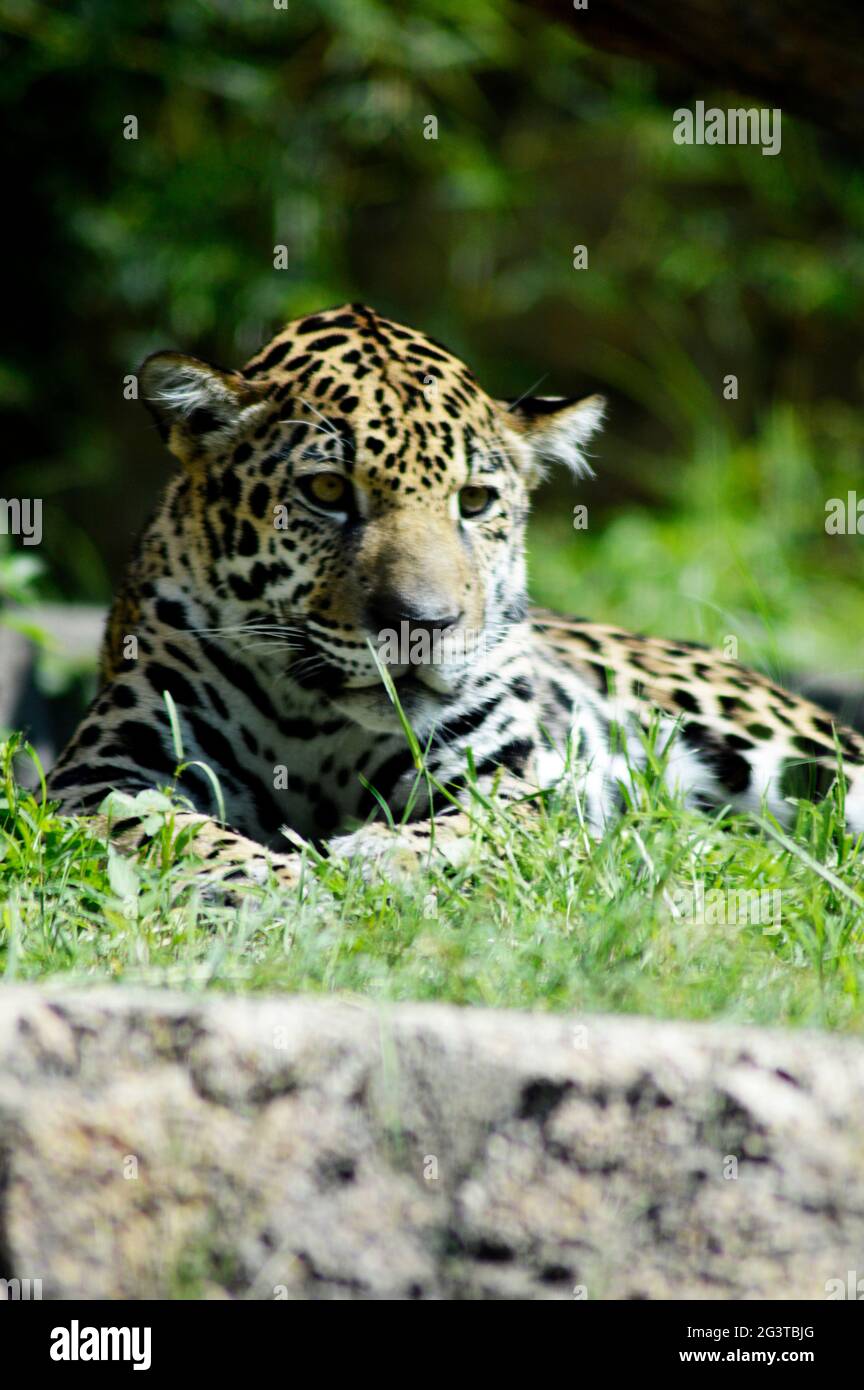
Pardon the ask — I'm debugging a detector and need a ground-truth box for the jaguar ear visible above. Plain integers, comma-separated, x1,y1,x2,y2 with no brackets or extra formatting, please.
139,352,268,465
503,393,606,483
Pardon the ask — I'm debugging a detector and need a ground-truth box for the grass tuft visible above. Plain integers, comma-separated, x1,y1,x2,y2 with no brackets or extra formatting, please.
2,732,864,1031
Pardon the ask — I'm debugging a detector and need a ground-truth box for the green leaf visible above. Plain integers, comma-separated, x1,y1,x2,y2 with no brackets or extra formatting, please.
107,845,140,905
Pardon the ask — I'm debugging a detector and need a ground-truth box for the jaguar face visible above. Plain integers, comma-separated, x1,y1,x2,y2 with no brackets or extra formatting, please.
141,303,604,733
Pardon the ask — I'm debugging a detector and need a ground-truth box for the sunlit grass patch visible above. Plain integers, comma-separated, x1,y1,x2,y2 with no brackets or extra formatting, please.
2,733,864,1032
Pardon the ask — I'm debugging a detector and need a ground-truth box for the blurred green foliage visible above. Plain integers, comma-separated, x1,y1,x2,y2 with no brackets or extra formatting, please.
2,0,863,673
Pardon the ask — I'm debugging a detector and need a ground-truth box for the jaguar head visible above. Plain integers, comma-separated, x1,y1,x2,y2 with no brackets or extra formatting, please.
141,304,604,733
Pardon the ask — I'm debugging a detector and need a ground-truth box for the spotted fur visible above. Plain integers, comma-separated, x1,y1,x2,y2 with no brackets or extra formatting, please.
47,304,864,882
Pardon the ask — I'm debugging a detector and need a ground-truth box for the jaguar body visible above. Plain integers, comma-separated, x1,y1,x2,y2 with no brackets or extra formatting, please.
47,304,864,881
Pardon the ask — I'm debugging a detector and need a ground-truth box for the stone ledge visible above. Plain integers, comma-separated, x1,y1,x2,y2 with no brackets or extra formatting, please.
1,985,863,1300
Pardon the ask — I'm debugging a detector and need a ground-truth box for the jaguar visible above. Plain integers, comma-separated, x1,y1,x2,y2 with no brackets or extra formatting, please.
46,303,864,886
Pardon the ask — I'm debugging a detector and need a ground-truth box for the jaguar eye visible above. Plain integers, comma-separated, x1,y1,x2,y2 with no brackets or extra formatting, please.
458,485,496,519
299,473,350,512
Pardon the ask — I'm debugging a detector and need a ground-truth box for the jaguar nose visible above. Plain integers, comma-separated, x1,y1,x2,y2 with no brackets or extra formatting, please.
366,599,462,640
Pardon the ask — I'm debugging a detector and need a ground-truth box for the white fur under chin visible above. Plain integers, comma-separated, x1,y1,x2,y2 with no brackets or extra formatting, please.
331,682,447,736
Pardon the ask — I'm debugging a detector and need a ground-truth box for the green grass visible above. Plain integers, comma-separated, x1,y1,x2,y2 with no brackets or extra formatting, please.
3,730,864,1032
